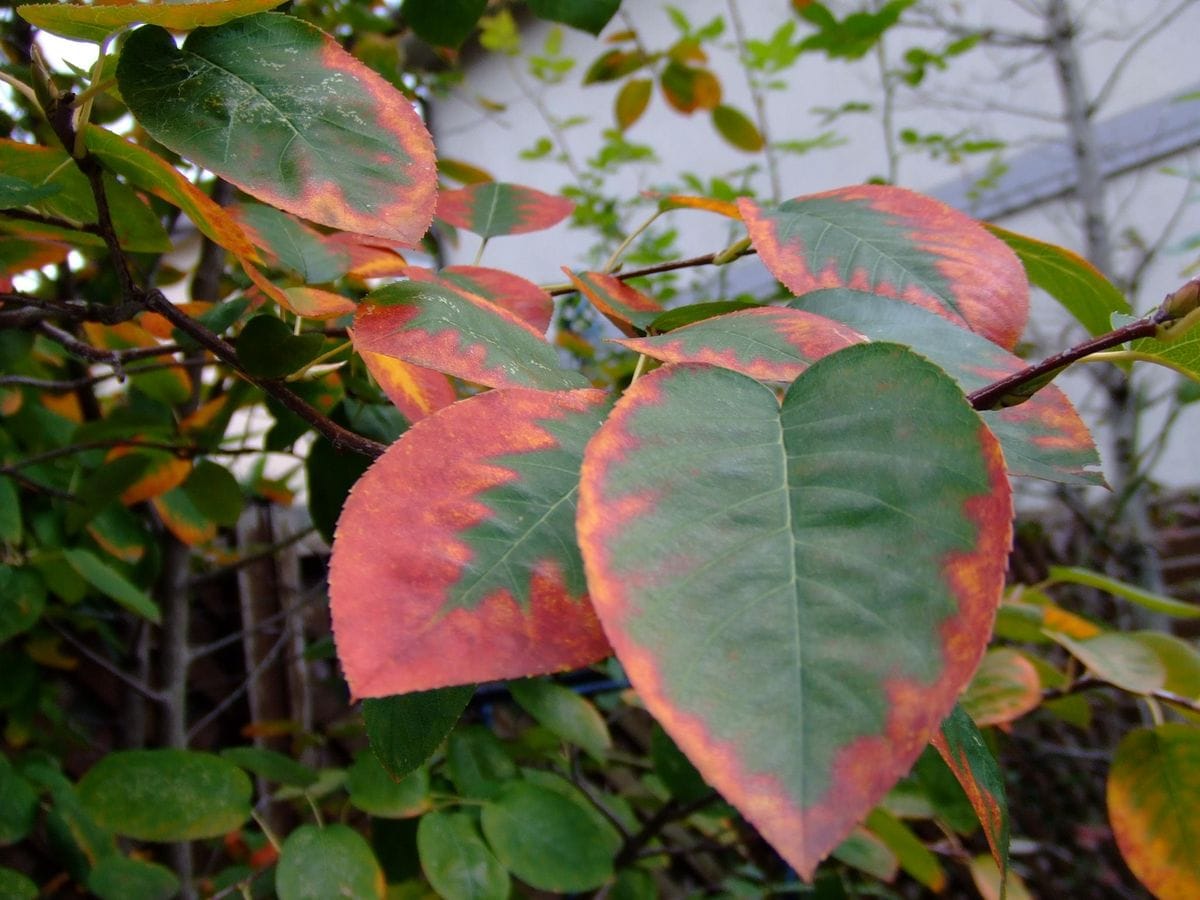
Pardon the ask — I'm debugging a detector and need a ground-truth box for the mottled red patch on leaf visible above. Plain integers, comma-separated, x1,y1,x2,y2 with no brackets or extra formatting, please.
566,269,664,336
283,287,356,320
402,265,553,332
359,349,456,422
331,389,612,698
739,187,1029,350
931,731,1006,873
437,182,574,238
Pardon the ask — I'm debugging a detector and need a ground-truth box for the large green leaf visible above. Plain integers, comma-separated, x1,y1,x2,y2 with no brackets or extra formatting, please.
739,186,1029,350
364,686,475,781
117,13,436,244
62,548,161,624
437,183,574,239
87,856,180,900
577,344,1012,877
987,224,1130,336
19,0,285,43
352,280,588,391
1108,725,1200,900
347,750,430,818
795,289,1103,485
77,750,252,841
528,0,621,35
330,389,612,698
401,0,487,48
276,824,385,900
417,811,510,900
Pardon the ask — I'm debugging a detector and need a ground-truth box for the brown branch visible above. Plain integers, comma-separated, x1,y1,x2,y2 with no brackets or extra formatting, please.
615,791,721,868
0,357,209,394
1042,674,1200,714
0,467,79,502
547,251,757,296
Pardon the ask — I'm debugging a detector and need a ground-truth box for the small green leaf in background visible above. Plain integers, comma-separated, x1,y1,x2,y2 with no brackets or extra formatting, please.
615,78,653,129
0,867,37,900
180,460,244,528
363,686,474,781
865,807,946,892
77,749,251,841
446,726,518,800
62,549,161,624
347,750,430,818
1047,566,1200,619
1107,725,1200,900
220,746,319,788
277,824,385,900
481,781,621,892
528,0,621,35
0,755,38,844
1049,632,1166,695
832,828,898,881
712,104,765,151
1129,632,1200,699
0,566,45,643
236,315,326,380
401,0,487,48
509,678,611,761
960,648,1042,726
17,0,284,43
87,855,180,900
437,182,575,239
417,811,510,900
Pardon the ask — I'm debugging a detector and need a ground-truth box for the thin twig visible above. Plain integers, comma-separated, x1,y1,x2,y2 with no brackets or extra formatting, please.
1042,674,1200,713
50,622,167,702
615,791,721,867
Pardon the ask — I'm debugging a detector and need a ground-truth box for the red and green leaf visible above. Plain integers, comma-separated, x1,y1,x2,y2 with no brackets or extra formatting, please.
660,61,722,113
565,270,664,335
577,344,1012,877
1108,725,1200,900
116,13,437,244
739,186,1029,350
359,350,457,423
351,280,587,391
330,388,614,698
18,0,285,43
230,203,350,284
437,183,574,238
281,287,356,321
403,266,554,333
614,307,865,381
932,705,1010,878
795,289,1102,485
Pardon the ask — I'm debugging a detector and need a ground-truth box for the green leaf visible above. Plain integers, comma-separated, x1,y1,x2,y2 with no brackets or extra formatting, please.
740,186,1029,350
795,290,1103,485
277,824,385,900
347,751,430,818
932,705,1009,878
18,0,285,43
577,344,1012,877
87,856,180,900
0,566,45,643
220,746,319,788
1046,566,1199,618
615,78,653,130
437,182,574,238
331,389,610,699
1049,632,1166,694
660,61,722,113
0,755,38,844
232,202,350,283
181,460,244,528
446,726,517,800
648,300,763,333
987,224,1130,336
363,686,475,781
78,750,252,841
509,678,611,761
62,548,161,624
865,807,946,891
352,282,588,391
0,867,37,900
401,0,487,48
1130,632,1200,699
117,14,436,244
306,433,373,545
236,315,326,380
650,724,710,803
960,647,1042,726
528,0,621,35
417,811,510,900
831,828,898,881
0,173,61,208
1108,725,1200,899
481,781,621,892
712,104,765,151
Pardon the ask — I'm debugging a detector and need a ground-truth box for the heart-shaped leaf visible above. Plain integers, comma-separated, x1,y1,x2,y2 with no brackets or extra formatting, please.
615,307,865,382
438,183,573,238
331,388,613,698
739,186,1029,350
117,13,436,244
577,344,1012,877
352,280,587,390
795,289,1102,485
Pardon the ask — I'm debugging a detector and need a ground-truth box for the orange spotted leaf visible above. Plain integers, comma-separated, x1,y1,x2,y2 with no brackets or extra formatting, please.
565,270,664,336
330,388,614,698
960,648,1042,727
795,290,1101,485
614,307,865,382
110,451,192,507
352,280,587,390
18,0,286,43
577,344,1012,878
437,183,573,239
740,187,1029,350
359,350,456,423
116,14,437,244
1108,725,1200,900
402,266,553,333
